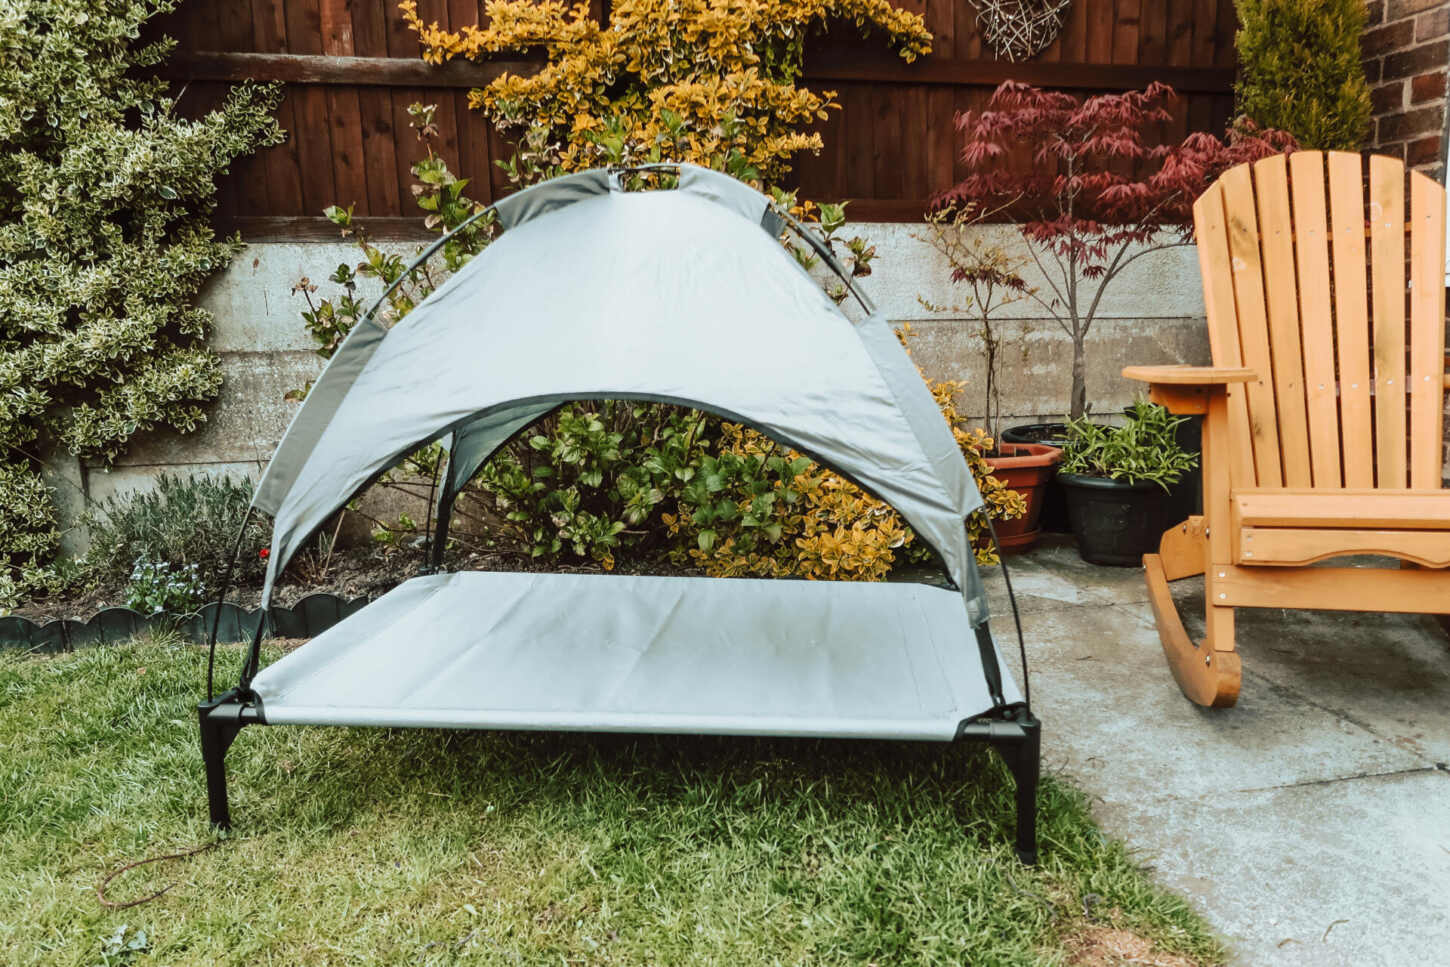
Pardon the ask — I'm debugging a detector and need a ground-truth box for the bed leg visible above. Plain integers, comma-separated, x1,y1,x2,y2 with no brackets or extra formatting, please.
960,710,1041,864
197,692,250,830
998,712,1041,866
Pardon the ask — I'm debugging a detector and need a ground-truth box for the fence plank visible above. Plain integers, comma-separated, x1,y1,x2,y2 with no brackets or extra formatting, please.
164,0,1234,220
353,0,402,214
320,0,370,213
1113,0,1141,65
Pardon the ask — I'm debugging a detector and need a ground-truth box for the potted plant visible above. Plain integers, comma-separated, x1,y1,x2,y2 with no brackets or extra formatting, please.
1057,400,1197,565
920,205,1059,551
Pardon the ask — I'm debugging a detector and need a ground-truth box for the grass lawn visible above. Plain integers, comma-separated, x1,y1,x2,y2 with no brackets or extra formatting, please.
0,635,1223,966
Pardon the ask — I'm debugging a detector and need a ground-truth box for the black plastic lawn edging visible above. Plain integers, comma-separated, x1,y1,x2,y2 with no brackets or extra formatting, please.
0,592,370,653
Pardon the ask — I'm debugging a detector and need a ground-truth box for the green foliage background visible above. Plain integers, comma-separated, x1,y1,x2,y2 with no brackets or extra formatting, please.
1235,0,1371,151
0,0,282,601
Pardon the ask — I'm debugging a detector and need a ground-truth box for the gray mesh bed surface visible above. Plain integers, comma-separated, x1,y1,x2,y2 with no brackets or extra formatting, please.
249,570,1020,740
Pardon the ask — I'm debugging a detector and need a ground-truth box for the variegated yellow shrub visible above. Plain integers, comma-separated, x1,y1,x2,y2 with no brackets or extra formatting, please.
400,0,931,184
664,331,1026,582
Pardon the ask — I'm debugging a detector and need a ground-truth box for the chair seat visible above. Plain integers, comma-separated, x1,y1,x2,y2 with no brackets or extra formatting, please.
1231,489,1450,567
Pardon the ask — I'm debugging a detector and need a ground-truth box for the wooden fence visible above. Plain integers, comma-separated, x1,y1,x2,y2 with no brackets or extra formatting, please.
155,0,1238,236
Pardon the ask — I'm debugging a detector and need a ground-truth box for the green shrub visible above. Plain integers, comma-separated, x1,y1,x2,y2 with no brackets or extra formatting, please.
1059,401,1198,491
80,474,270,591
476,402,710,568
0,463,59,572
1235,0,1371,150
0,0,283,598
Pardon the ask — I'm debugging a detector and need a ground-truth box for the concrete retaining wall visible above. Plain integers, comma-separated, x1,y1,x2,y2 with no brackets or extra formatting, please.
49,224,1216,550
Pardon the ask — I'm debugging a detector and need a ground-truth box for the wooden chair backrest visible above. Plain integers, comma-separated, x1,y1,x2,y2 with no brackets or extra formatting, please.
1192,151,1447,492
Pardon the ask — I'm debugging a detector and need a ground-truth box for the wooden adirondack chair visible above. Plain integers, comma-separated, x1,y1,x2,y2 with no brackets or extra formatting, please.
1123,151,1449,708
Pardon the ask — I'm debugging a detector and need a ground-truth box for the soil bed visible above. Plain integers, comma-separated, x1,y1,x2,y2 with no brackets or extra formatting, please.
10,544,711,624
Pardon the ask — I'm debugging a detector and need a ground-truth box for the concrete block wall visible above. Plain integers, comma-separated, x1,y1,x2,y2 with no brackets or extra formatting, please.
49,220,1450,548
48,227,1207,549
847,224,1211,423
1363,0,1449,176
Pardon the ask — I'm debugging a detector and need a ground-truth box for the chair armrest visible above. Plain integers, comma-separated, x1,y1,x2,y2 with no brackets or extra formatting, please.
1122,365,1256,385
1122,366,1256,416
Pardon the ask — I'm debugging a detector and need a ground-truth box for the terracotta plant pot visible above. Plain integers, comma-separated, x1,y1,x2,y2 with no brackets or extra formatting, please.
985,442,1063,552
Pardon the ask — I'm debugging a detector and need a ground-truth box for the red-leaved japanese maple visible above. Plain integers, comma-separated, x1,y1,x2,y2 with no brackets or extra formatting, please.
933,81,1296,419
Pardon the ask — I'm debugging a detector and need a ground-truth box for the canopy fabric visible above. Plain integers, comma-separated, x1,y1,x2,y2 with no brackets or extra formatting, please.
250,164,988,621
249,571,1021,737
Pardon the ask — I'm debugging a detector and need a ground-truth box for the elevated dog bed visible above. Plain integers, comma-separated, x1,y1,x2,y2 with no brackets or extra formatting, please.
251,571,1011,737
200,164,1041,862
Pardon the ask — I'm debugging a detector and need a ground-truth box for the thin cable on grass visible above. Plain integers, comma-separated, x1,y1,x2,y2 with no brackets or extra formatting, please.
96,841,219,910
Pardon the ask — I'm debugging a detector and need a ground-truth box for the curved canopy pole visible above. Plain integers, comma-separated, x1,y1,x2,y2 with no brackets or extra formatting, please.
359,206,502,332
772,207,876,317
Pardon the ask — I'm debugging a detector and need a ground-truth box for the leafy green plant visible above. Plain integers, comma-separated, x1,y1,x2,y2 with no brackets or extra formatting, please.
0,0,283,601
478,403,709,568
1059,401,1197,491
80,474,270,592
664,422,916,581
1235,0,1370,151
125,558,206,615
93,924,149,967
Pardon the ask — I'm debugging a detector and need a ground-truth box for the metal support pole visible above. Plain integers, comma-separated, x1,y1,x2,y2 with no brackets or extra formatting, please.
959,707,1041,865
429,485,457,572
197,690,259,830
999,711,1041,865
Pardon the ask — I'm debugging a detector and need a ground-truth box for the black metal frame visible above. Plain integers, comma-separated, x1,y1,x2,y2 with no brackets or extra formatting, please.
200,525,1040,861
957,704,1041,864
197,667,1040,863
197,688,264,829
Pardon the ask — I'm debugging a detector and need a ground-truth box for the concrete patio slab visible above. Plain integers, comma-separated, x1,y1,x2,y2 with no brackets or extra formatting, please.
986,538,1450,966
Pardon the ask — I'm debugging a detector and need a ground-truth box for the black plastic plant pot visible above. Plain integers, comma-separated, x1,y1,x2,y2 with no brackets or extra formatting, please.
1001,422,1109,534
1059,471,1177,566
1000,422,1072,449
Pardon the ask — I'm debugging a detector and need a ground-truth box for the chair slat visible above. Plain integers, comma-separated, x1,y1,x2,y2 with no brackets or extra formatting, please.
1369,155,1408,489
1220,164,1283,487
1287,152,1342,488
1193,187,1258,488
1326,152,1374,488
1408,170,1447,490
1253,155,1311,486
1236,527,1450,568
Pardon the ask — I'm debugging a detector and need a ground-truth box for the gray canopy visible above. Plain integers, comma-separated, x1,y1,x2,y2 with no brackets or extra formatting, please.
251,164,989,622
